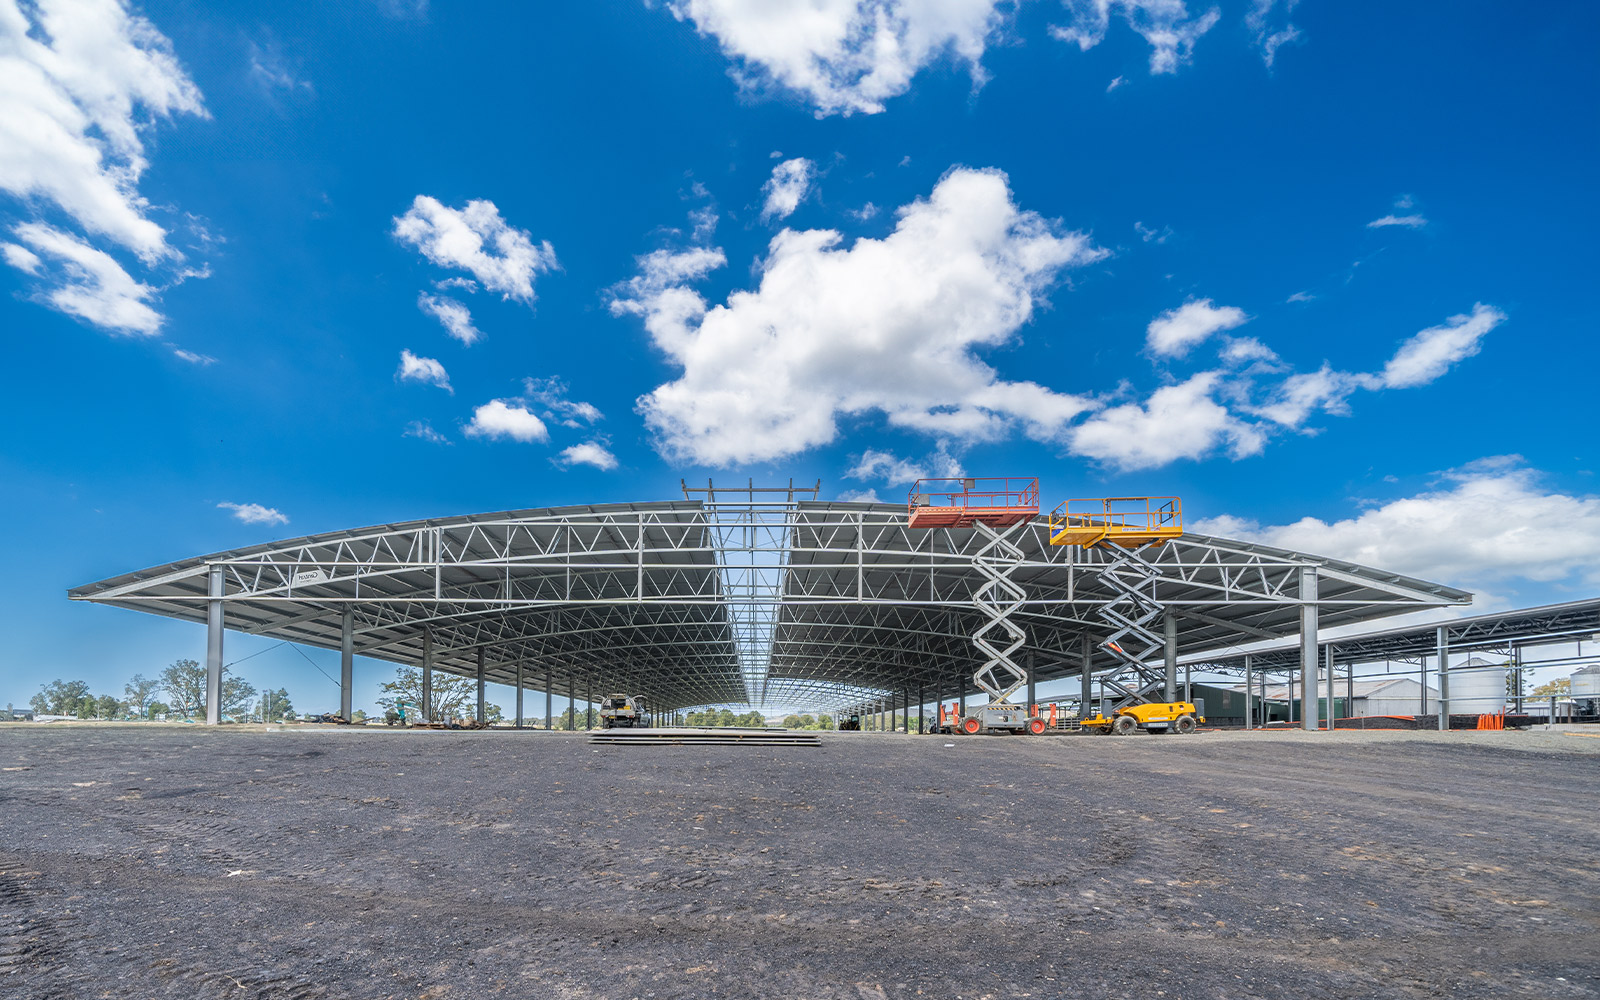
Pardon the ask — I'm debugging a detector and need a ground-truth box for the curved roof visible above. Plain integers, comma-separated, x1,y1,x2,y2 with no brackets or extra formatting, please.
70,498,1472,711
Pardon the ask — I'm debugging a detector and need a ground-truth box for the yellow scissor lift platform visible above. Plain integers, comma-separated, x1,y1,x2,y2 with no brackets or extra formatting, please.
1048,496,1183,547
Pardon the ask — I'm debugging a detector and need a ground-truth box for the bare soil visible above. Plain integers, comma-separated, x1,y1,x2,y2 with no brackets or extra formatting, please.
1,724,1596,999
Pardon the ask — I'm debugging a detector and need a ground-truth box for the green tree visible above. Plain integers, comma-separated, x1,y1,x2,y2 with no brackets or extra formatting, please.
28,692,48,714
1531,677,1570,697
351,708,368,723
798,714,815,728
146,700,169,719
124,673,159,718
815,713,835,730
782,714,802,729
74,693,98,719
717,708,736,727
36,679,91,715
220,675,256,721
160,659,206,718
95,694,123,720
377,665,476,722
260,687,294,723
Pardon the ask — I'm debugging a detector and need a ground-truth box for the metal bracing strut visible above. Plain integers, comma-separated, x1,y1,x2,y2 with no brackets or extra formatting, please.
1087,539,1172,711
968,520,1030,705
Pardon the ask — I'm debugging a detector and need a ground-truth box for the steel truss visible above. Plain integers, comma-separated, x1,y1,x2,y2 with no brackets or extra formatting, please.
70,498,1471,713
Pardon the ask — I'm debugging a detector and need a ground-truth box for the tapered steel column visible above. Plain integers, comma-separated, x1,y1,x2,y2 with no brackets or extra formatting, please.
1244,654,1254,729
1163,610,1178,702
475,648,486,723
205,565,224,725
1325,646,1336,730
585,675,593,730
917,683,925,734
339,605,354,721
421,629,433,721
1080,633,1093,717
1026,651,1037,712
567,673,576,729
515,660,524,728
1300,566,1319,731
545,667,552,730
1436,626,1450,731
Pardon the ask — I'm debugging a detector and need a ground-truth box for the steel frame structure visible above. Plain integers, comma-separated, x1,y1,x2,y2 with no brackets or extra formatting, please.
69,494,1472,720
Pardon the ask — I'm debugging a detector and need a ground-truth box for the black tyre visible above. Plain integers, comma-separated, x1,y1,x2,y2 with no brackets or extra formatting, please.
1112,715,1137,736
1174,715,1197,734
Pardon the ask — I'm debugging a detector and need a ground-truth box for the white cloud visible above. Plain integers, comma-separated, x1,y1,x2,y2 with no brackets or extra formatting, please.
1379,303,1504,389
1367,194,1427,229
1248,364,1367,428
1195,459,1600,593
218,501,288,526
559,441,619,471
761,157,813,222
1367,213,1427,230
173,348,215,365
1245,0,1301,68
0,0,208,262
464,399,548,443
1069,371,1266,471
1106,74,1127,92
393,196,557,303
851,202,879,221
1133,220,1170,243
248,38,312,96
2,241,41,273
1051,0,1221,75
396,349,452,392
662,0,1011,116
615,167,1105,466
8,222,161,334
848,449,928,485
1286,290,1315,303
416,293,481,345
404,420,448,444
1145,298,1249,357
838,488,882,502
523,377,603,427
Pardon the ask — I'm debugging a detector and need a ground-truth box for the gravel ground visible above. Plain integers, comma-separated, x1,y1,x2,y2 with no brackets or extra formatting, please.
1,724,1597,999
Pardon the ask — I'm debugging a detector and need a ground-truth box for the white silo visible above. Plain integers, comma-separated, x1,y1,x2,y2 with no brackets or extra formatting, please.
1572,665,1600,714
1449,656,1509,715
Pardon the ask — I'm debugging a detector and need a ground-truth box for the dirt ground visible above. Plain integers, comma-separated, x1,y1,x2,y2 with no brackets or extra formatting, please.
1,724,1596,999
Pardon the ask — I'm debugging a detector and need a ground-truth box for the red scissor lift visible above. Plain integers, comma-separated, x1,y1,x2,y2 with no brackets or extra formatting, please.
908,478,1049,735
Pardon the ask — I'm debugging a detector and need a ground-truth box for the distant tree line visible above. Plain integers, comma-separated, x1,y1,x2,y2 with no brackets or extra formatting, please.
780,713,835,730
683,708,769,728
21,660,296,722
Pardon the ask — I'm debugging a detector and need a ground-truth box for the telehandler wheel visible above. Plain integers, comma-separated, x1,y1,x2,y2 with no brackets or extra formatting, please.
962,716,982,735
1174,715,1197,734
1112,715,1138,736
1027,717,1047,735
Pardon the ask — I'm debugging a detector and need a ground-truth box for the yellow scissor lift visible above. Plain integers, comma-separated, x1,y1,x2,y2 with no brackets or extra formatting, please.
1050,498,1204,735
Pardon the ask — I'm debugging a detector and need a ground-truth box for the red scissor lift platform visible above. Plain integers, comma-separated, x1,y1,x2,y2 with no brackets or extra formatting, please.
906,477,1040,529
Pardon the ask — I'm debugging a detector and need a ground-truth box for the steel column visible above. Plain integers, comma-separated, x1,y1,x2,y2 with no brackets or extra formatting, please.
567,673,576,730
205,565,224,726
421,629,433,721
917,682,925,734
585,675,593,730
1300,565,1319,731
1243,653,1253,730
1436,626,1450,731
476,647,486,723
337,605,355,721
1026,651,1037,713
1163,610,1178,702
545,668,552,730
1080,632,1093,717
1325,645,1336,730
515,660,524,728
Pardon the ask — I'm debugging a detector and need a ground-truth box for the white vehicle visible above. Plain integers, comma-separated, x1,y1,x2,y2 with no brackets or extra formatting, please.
599,693,645,728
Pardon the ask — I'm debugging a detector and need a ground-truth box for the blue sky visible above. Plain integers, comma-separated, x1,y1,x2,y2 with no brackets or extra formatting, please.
2,0,1598,714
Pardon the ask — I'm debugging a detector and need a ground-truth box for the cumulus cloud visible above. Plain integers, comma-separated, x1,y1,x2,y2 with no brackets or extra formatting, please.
838,488,883,502
416,293,481,345
1051,0,1221,75
1195,459,1600,594
218,501,288,526
396,349,452,392
1247,364,1368,428
614,167,1105,466
8,222,162,334
1245,0,1301,68
848,449,929,485
0,0,207,262
393,196,557,302
761,157,813,222
464,399,548,443
1379,303,1504,389
1070,371,1266,471
661,0,1011,116
1145,298,1249,358
559,440,619,471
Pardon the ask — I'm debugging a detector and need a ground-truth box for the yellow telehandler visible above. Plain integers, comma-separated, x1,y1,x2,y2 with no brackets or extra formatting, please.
1079,701,1203,735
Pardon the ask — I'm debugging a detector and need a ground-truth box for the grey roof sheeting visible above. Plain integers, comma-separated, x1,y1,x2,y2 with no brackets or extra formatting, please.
70,499,1472,711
